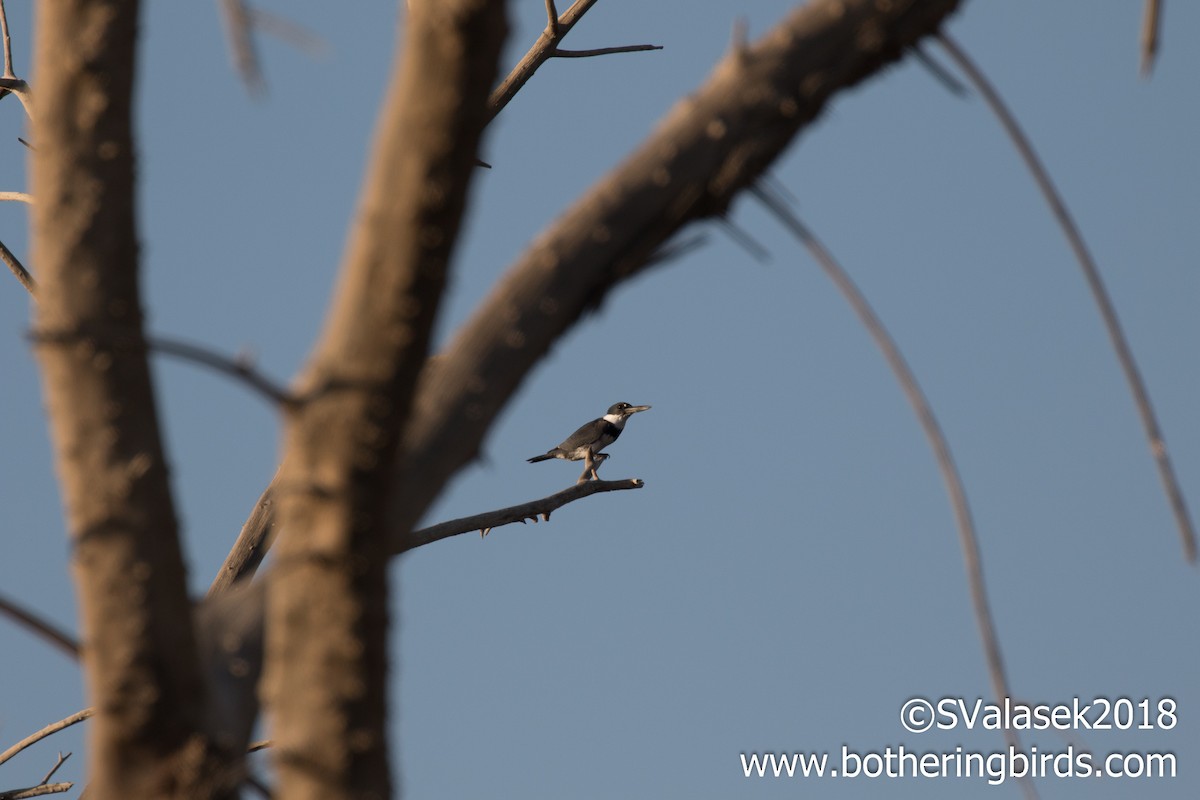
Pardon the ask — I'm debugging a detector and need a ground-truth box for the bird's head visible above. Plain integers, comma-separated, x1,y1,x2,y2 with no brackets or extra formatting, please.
605,402,651,420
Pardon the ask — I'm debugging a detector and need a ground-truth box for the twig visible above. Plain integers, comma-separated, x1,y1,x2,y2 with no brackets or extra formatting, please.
752,183,1037,800
247,739,273,754
148,335,296,407
0,783,73,799
218,0,263,94
909,44,967,97
399,478,644,552
487,0,661,124
0,709,94,767
0,191,32,203
938,33,1196,563
713,215,770,263
38,752,71,785
0,593,78,659
248,8,327,58
544,0,559,37
1,236,34,294
1140,0,1162,77
550,44,663,59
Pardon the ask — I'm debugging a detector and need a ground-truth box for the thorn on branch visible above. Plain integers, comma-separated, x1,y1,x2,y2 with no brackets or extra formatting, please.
550,44,663,59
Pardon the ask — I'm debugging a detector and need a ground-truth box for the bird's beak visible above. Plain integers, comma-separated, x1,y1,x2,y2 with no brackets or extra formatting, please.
628,404,651,413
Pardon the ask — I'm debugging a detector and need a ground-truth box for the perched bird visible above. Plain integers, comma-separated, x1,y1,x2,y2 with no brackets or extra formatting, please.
528,402,651,482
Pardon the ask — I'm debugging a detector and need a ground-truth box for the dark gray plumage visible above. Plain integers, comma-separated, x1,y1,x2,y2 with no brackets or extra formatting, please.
528,402,650,480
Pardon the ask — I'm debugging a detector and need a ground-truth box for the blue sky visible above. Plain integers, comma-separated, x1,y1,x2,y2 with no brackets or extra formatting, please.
1,1,1196,798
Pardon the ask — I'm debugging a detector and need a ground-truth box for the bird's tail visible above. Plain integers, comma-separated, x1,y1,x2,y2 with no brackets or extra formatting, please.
527,453,555,463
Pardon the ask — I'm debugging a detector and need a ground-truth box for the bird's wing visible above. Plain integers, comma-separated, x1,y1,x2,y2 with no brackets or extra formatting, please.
557,417,605,451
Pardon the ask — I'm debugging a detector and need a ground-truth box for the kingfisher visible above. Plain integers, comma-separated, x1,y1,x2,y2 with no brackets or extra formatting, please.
527,402,651,482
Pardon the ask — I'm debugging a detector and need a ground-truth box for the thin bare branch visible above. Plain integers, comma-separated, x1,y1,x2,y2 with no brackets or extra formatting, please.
544,0,559,37
38,752,71,786
248,8,327,58
148,335,296,407
713,215,770,263
938,33,1196,563
550,44,663,58
0,783,73,799
752,183,1037,800
0,191,32,203
910,43,967,97
1,236,34,294
0,709,93,767
1140,0,1162,77
0,593,79,659
402,478,645,551
487,0,663,124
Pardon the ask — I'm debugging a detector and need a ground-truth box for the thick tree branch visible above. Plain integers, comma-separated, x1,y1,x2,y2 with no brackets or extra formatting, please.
387,0,964,550
262,1,506,796
29,1,230,795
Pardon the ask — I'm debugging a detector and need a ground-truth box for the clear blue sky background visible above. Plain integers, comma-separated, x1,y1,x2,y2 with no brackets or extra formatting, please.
1,1,1196,798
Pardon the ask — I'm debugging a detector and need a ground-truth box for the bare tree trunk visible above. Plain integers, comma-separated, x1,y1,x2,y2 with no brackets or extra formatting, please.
29,0,231,796
262,1,506,797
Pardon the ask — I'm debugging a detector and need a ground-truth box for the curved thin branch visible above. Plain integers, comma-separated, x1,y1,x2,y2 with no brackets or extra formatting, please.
148,335,296,407
752,185,1036,800
0,191,32,203
402,477,645,551
0,709,93,768
938,33,1196,563
0,593,79,659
